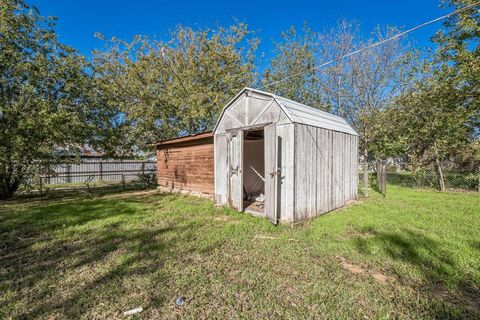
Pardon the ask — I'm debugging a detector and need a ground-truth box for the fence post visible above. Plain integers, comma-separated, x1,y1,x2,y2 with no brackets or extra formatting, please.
478,165,480,193
376,160,387,197
142,162,145,175
99,161,103,182
364,160,369,197
39,176,43,196
122,174,125,190
67,164,71,183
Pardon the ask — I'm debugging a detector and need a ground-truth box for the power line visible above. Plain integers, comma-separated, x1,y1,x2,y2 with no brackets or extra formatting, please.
263,1,480,89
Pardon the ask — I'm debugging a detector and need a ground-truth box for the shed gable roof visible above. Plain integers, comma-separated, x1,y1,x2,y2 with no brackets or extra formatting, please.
213,88,358,136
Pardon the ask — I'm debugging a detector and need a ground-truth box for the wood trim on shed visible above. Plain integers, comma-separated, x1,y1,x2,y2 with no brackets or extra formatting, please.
155,131,213,148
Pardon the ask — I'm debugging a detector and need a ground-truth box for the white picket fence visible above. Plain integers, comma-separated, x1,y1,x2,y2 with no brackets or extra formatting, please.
42,160,157,185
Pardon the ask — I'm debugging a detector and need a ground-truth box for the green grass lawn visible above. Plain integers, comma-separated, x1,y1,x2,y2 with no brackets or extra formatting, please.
0,186,479,319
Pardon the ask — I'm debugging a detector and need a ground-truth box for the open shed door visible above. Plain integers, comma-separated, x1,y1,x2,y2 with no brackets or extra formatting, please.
227,130,244,211
264,123,278,224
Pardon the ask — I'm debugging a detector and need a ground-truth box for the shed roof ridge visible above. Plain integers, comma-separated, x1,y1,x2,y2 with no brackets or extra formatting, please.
213,87,358,136
244,87,344,120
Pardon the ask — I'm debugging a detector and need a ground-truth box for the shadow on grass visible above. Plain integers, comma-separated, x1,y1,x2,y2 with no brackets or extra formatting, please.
353,228,480,317
0,192,220,319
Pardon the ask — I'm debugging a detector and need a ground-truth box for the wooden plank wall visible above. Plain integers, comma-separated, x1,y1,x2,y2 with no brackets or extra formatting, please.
157,139,214,194
214,134,228,204
276,124,295,222
294,124,358,221
214,93,295,222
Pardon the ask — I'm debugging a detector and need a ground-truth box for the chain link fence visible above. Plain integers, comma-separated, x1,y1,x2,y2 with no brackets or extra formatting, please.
359,161,480,195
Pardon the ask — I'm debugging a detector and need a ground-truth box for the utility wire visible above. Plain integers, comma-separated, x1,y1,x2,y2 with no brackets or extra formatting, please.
263,1,480,89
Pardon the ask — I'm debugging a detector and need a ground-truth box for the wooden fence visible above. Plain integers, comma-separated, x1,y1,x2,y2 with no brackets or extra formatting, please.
42,160,157,185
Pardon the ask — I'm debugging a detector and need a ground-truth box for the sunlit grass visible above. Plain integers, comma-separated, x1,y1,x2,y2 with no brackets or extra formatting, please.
0,186,479,319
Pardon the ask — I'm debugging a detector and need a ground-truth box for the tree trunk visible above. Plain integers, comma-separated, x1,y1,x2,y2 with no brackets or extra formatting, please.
364,147,369,197
432,144,445,192
478,165,480,193
434,157,445,192
0,179,20,200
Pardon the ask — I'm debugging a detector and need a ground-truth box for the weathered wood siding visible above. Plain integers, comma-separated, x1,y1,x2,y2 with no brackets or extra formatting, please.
294,124,358,221
276,123,295,222
214,91,295,222
214,91,290,135
227,130,243,210
157,137,214,194
214,134,228,204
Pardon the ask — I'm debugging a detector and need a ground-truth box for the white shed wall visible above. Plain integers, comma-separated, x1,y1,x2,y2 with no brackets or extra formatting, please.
214,92,295,222
294,124,358,221
214,88,358,224
214,133,228,205
276,123,295,222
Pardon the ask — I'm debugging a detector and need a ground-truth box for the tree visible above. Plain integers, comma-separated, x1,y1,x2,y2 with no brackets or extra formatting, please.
396,72,476,191
262,24,325,110
0,0,107,199
92,23,258,151
393,0,479,191
316,20,358,115
263,22,417,196
434,0,479,91
314,23,417,195
434,0,479,133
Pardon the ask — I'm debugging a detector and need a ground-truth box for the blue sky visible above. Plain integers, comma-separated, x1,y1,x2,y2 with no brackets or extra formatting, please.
30,0,450,67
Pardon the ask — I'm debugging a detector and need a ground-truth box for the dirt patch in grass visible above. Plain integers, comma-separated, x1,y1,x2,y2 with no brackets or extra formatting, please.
336,256,393,284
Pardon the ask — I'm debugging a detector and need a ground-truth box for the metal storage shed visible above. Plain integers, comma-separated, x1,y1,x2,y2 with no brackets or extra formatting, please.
214,87,359,224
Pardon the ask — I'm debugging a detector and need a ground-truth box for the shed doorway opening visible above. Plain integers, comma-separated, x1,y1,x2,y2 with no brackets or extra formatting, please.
226,123,278,224
243,128,265,215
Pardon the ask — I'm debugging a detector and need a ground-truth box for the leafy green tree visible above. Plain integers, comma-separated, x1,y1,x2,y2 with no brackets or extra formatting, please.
366,108,409,160
433,0,479,133
434,0,479,91
396,73,476,191
262,24,325,109
93,23,258,151
264,22,417,196
394,0,479,191
0,0,108,199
